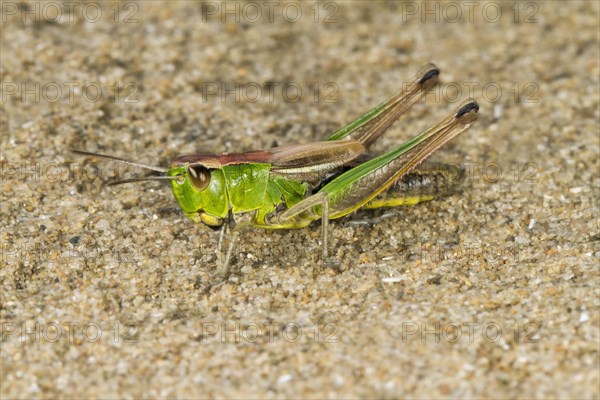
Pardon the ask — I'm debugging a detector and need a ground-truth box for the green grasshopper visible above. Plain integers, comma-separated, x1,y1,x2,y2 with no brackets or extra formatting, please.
73,63,479,267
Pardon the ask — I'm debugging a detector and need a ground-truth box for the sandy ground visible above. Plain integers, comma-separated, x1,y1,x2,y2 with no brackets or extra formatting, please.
1,1,599,398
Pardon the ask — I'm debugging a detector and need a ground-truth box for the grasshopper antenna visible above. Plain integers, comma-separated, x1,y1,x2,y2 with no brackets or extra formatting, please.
106,176,181,186
70,149,167,173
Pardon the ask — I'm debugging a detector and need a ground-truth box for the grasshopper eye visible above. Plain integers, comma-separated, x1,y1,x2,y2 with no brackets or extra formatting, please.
188,165,210,191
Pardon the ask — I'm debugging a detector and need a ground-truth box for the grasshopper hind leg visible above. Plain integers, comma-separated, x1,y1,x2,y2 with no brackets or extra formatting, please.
364,162,466,209
266,100,478,263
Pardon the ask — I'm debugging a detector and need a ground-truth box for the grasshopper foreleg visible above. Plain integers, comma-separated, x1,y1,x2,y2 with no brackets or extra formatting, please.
219,213,253,273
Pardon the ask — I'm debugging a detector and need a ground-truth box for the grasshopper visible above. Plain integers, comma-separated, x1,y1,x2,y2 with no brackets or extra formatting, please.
73,63,479,267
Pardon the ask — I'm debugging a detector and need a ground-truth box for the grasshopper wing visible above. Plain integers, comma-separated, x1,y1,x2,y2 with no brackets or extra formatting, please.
268,140,365,184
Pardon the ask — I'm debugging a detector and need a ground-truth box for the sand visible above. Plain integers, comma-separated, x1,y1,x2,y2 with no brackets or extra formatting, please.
1,1,598,398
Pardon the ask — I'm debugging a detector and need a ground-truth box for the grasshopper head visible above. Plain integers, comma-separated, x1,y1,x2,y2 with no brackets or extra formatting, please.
168,158,229,228
70,150,229,229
